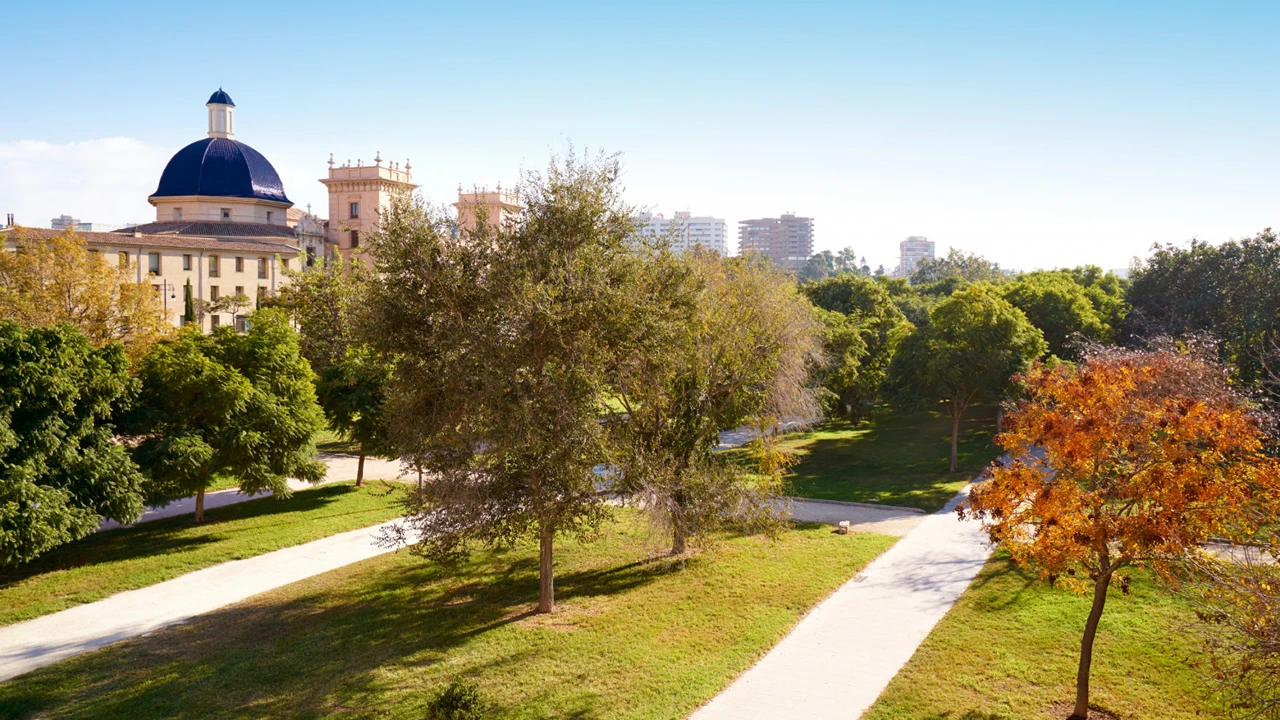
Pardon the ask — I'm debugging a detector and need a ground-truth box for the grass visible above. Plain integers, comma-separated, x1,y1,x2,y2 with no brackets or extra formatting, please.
764,405,1003,512
313,425,361,454
0,481,404,628
863,552,1222,720
0,513,897,720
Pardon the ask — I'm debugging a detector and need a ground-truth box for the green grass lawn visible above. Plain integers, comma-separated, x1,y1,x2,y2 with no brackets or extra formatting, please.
313,425,361,454
0,514,896,720
770,405,1002,512
864,553,1221,720
0,482,403,628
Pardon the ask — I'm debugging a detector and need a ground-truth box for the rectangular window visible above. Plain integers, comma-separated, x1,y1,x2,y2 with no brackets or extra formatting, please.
174,208,183,221
183,254,192,271
351,230,359,248
235,286,244,297
281,257,289,270
148,252,161,276
221,208,231,221
211,314,221,327
349,202,359,219
235,315,248,332
118,251,129,268
235,256,244,272
306,247,315,267
258,286,267,306
210,286,220,301
208,255,220,277
257,257,267,279
265,211,273,223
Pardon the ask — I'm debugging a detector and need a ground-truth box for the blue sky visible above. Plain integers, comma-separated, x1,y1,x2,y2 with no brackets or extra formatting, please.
2,0,1277,271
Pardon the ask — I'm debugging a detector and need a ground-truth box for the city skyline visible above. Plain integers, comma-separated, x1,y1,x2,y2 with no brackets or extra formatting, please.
3,1,1278,273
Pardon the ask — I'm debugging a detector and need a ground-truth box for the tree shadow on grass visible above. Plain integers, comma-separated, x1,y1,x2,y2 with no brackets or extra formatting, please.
0,485,358,590
0,541,675,720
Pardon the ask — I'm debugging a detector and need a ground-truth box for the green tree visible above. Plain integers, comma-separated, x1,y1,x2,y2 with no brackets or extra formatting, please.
909,247,1005,285
887,284,1046,471
0,322,146,565
610,249,823,554
803,274,912,418
123,309,325,522
277,255,393,484
365,152,645,613
1000,272,1108,359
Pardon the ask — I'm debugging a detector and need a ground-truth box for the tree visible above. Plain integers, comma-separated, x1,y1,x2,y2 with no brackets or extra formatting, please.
610,249,823,554
0,322,146,565
798,246,866,282
887,284,1046,471
1126,229,1280,405
366,152,646,613
1000,272,1109,360
962,343,1280,720
0,228,170,362
803,274,912,418
277,255,393,484
909,247,1005,285
122,308,325,522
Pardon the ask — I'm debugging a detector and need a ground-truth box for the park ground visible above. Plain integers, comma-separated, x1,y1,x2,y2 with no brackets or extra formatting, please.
0,512,893,719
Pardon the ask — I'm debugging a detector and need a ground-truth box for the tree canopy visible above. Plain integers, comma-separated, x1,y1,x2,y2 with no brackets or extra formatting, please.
962,343,1280,720
122,308,325,522
1000,272,1109,360
365,152,647,613
0,228,171,363
887,283,1046,470
0,322,146,565
909,248,1005,285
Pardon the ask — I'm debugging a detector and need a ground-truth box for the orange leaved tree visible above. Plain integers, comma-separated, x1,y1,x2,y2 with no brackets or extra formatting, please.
962,342,1280,720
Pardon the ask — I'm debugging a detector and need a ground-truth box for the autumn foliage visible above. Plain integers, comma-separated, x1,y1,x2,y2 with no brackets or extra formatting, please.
962,342,1280,719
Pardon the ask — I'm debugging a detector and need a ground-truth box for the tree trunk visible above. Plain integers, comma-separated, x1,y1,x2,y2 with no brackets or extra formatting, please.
538,524,555,613
950,411,961,473
1072,570,1114,719
671,523,687,556
996,405,1004,434
356,451,365,487
194,487,206,524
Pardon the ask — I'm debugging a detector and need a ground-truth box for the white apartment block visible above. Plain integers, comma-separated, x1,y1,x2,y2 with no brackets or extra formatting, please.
635,211,728,256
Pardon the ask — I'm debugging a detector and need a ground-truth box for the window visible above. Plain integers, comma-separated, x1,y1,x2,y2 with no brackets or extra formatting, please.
235,315,249,332
208,255,220,277
349,202,359,219
281,257,289,270
210,286,220,301
257,257,268,279
266,211,273,224
211,314,221,327
235,256,244,272
174,208,183,221
183,254,192,271
148,252,161,276
221,208,231,221
351,230,359,248
118,251,129,268
258,286,267,302
306,247,315,267
235,286,244,297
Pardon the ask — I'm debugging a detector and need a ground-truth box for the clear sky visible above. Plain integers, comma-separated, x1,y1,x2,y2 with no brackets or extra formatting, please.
2,0,1277,272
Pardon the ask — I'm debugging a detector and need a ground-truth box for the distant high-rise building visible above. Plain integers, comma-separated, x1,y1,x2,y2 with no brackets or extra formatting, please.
737,213,814,270
51,214,120,232
635,211,727,255
896,235,935,277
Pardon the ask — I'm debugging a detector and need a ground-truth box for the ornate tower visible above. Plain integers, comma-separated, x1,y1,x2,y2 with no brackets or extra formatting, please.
320,152,417,262
454,183,521,235
206,88,235,139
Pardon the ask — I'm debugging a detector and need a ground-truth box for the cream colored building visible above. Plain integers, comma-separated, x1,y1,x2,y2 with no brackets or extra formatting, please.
454,185,521,235
321,153,417,263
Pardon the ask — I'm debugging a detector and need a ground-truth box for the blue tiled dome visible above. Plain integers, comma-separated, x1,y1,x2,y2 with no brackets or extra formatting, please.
207,89,235,106
150,138,290,205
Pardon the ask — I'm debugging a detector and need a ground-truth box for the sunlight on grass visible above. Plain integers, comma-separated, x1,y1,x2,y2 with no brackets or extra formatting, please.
0,513,895,720
0,482,403,627
863,552,1221,720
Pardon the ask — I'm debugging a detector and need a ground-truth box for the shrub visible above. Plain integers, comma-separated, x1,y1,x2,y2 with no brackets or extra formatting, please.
426,679,485,720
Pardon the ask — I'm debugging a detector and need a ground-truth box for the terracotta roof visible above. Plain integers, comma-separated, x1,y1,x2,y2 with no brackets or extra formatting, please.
119,221,298,239
2,226,298,254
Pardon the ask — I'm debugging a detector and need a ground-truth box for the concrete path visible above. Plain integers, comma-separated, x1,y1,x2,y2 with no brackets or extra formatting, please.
788,498,924,537
690,485,993,720
100,453,406,530
0,521,400,683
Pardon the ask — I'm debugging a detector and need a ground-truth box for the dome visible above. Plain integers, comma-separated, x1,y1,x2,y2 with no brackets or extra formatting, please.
207,89,235,106
150,137,290,204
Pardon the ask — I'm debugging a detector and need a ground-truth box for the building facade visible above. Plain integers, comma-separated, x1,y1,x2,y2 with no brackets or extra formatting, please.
737,213,814,270
321,153,417,263
895,235,935,277
634,211,727,256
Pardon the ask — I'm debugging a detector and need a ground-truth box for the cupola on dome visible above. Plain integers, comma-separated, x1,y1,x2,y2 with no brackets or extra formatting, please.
207,88,235,106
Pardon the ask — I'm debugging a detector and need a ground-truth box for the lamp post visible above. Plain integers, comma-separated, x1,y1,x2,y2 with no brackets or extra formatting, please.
155,278,177,313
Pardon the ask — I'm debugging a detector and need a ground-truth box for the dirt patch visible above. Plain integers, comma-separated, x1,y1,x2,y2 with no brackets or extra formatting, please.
1045,701,1122,720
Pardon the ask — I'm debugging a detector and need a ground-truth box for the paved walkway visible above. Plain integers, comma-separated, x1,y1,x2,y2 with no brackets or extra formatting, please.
690,485,993,720
0,521,400,683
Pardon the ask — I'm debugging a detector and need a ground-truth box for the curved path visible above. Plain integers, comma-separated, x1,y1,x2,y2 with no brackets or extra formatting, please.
690,485,993,720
